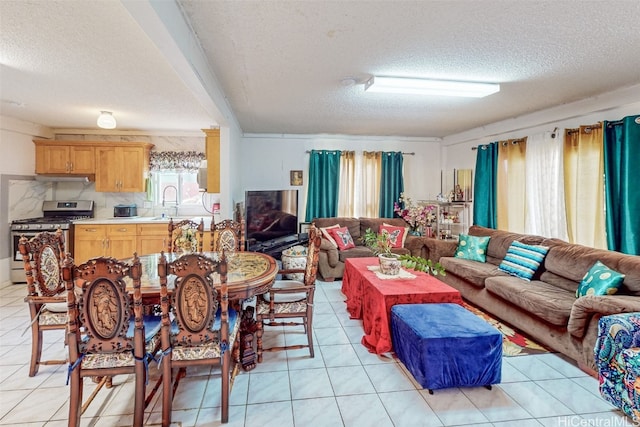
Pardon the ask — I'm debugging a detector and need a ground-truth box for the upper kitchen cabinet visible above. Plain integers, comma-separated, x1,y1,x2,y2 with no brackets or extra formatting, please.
34,140,95,176
95,142,153,192
204,128,220,193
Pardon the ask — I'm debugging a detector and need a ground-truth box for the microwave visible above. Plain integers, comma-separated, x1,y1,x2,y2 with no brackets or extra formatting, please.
114,204,138,217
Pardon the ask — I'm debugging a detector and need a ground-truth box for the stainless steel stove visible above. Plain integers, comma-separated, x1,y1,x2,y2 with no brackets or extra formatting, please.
10,200,94,283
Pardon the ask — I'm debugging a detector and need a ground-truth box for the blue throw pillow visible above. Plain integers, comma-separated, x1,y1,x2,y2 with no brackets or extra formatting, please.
498,241,549,281
576,260,625,297
454,234,490,263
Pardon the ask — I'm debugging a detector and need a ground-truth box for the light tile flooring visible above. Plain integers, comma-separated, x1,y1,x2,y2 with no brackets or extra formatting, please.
0,279,635,427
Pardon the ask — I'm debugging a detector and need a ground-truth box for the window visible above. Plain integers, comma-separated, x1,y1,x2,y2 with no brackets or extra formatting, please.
153,171,201,207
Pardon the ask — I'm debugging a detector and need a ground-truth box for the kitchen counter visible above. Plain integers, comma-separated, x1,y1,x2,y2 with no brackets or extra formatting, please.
73,216,213,229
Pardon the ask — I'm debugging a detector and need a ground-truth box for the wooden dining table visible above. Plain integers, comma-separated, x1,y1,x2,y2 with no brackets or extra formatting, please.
124,251,279,371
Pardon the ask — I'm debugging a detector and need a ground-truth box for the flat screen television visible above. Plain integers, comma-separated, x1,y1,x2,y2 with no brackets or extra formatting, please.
245,190,298,244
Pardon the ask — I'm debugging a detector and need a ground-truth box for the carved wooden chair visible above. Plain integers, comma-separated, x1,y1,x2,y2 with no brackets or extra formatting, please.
157,251,239,425
255,225,322,362
19,229,67,377
210,217,245,253
62,254,162,427
167,218,204,253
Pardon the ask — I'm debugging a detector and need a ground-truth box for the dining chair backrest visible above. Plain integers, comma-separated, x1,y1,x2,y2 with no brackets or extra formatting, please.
168,218,204,253
19,229,66,298
210,218,245,253
158,252,228,346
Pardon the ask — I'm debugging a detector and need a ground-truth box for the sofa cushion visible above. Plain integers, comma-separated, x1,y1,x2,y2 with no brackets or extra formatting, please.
360,217,408,241
498,241,549,281
454,234,490,262
379,224,407,248
327,226,356,250
320,224,340,248
440,257,508,288
468,225,546,266
576,260,625,297
338,246,376,262
313,217,362,242
485,276,575,326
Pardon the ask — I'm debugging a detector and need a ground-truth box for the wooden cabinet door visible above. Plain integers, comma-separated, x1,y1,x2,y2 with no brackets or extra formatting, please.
69,146,95,174
39,145,70,174
106,225,137,259
119,146,146,192
136,224,169,254
74,225,107,264
95,147,119,192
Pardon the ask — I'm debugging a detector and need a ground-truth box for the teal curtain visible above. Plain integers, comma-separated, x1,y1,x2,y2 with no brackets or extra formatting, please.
379,151,404,218
305,150,341,221
473,142,498,228
603,115,640,255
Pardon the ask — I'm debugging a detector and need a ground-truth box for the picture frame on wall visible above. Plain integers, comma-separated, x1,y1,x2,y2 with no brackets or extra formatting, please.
290,170,303,186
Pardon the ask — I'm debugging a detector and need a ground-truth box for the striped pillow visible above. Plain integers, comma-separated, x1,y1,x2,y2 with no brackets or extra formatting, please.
498,241,549,281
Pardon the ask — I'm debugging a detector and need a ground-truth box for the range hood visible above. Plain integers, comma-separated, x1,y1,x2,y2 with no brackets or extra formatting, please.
35,174,92,183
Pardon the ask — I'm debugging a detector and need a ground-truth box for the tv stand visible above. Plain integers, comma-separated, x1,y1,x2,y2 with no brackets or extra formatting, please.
248,234,309,259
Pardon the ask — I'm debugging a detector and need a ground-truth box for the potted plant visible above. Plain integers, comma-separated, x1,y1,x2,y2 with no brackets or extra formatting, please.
398,254,446,277
363,228,401,275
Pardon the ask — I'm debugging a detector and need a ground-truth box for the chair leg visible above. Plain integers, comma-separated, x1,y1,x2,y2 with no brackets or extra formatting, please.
255,319,264,363
162,361,173,427
221,351,230,423
68,372,82,427
306,316,314,358
29,326,43,377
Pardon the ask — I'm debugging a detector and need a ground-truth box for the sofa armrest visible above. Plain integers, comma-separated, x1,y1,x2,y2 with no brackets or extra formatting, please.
403,235,426,257
319,239,340,267
568,295,640,338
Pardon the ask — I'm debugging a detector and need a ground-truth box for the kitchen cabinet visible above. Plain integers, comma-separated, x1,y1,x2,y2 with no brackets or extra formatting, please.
204,128,220,193
74,224,137,263
136,223,169,255
95,143,152,192
34,140,95,175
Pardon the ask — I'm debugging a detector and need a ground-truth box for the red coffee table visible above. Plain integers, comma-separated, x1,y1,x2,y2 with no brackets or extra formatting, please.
341,257,463,354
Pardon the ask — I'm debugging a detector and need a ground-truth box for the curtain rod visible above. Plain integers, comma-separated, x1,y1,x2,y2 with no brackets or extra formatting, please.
305,150,414,155
471,138,525,150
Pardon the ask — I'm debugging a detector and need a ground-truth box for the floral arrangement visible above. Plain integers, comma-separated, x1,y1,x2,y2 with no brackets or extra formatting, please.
393,193,436,231
175,228,197,252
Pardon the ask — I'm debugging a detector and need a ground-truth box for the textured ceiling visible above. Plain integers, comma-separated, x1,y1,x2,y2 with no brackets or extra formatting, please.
1,0,639,138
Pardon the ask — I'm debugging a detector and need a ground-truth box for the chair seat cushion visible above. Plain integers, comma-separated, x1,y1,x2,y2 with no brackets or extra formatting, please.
81,315,162,370
262,280,307,303
38,308,67,326
256,299,308,316
44,302,68,313
170,308,239,361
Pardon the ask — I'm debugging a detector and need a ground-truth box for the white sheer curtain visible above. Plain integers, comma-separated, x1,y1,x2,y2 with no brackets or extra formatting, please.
337,151,355,217
525,131,569,240
360,151,381,218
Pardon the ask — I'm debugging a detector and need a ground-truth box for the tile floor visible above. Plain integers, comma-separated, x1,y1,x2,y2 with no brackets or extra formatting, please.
0,279,635,427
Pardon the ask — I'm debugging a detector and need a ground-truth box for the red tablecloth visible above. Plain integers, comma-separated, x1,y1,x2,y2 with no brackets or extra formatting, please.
341,257,463,354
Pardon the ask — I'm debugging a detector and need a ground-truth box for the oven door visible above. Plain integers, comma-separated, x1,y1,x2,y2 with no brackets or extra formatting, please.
10,229,70,283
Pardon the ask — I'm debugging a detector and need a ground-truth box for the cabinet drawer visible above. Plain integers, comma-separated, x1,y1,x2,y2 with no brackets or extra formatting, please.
106,224,137,236
137,223,169,236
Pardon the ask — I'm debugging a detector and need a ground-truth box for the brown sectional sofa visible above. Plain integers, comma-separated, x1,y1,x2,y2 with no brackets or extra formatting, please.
428,225,640,371
312,217,427,281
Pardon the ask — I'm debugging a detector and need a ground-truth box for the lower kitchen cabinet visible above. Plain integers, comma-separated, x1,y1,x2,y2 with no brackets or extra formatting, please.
136,223,169,255
74,224,138,264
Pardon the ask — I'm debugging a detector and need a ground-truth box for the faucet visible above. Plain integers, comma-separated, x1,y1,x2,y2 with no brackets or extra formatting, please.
162,185,179,217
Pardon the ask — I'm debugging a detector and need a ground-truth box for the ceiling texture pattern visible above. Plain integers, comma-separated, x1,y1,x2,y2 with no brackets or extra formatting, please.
1,0,639,138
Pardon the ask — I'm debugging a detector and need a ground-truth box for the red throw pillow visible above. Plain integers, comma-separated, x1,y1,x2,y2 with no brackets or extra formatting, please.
327,226,356,250
379,224,406,249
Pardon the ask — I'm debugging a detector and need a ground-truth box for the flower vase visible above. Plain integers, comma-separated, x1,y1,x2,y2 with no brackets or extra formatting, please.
408,227,422,237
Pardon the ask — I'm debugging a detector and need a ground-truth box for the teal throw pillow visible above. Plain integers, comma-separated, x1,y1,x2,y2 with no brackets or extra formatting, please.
498,241,549,281
576,260,625,297
454,234,490,263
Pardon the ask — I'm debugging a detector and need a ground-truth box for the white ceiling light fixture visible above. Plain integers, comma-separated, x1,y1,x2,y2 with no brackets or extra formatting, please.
364,76,500,98
97,111,117,129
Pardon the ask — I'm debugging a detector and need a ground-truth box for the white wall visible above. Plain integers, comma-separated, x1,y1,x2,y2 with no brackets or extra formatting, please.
239,134,443,221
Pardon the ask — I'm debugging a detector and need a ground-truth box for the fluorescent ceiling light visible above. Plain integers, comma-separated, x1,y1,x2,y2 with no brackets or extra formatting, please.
97,111,117,129
364,76,500,98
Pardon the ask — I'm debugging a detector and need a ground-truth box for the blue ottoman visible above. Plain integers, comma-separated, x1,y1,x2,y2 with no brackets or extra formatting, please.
391,303,502,392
